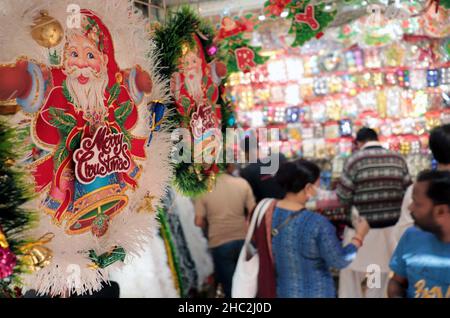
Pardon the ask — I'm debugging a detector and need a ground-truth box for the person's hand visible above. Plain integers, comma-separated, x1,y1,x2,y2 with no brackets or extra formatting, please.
353,216,370,239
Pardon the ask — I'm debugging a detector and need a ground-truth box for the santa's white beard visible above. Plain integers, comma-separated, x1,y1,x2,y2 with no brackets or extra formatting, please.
65,65,109,118
185,70,203,102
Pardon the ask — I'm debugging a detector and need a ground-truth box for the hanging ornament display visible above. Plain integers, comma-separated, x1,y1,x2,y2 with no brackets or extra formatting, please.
265,0,336,47
154,6,235,197
0,0,173,296
356,9,403,48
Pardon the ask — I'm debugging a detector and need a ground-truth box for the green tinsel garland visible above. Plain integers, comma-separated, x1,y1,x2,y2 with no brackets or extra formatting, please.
0,119,37,298
154,6,235,197
157,208,185,297
441,0,450,9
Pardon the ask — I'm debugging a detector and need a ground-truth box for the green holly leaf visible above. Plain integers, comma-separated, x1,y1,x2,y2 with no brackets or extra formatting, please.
206,85,215,101
108,83,121,105
114,101,132,126
181,97,191,113
62,81,74,104
69,133,81,151
53,143,69,172
49,107,77,134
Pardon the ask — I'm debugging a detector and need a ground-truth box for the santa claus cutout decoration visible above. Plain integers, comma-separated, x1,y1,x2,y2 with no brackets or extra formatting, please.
0,0,172,296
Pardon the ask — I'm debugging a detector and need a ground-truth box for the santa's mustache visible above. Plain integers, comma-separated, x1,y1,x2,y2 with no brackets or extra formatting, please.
65,65,103,79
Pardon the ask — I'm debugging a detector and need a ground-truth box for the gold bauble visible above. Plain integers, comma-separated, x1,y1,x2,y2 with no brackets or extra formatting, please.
31,10,64,48
181,42,190,56
0,231,8,248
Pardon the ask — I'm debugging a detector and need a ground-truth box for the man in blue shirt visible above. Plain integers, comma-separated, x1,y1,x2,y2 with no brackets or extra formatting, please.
388,170,450,298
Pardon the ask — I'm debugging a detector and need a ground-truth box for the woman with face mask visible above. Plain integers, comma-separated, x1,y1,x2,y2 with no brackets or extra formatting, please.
268,159,370,298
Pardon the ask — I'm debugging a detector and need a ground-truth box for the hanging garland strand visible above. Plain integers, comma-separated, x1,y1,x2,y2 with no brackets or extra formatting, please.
157,208,184,297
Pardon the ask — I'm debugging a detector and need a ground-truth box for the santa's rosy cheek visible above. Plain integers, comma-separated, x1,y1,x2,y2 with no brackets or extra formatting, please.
88,60,101,73
67,58,78,69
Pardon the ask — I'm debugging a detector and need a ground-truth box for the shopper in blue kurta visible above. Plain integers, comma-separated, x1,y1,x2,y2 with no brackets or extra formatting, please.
272,159,370,297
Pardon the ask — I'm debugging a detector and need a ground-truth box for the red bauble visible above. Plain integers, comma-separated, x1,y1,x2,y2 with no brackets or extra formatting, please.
91,214,110,238
215,62,228,78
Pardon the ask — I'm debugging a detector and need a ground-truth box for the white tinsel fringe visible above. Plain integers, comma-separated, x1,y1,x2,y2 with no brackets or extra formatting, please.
109,235,179,298
171,190,214,290
1,0,174,296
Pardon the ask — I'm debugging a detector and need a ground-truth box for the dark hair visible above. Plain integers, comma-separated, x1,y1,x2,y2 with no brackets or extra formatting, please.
275,159,320,193
356,127,378,143
417,169,450,207
429,124,450,164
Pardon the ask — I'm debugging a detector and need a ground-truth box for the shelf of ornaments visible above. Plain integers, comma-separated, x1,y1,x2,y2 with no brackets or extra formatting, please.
230,69,450,110
238,102,450,133
228,60,450,89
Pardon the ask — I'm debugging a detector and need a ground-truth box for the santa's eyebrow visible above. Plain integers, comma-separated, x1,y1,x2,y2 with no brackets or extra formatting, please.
83,43,97,50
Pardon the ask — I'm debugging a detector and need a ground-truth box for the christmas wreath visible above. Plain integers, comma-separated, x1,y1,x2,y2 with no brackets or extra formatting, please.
154,6,235,197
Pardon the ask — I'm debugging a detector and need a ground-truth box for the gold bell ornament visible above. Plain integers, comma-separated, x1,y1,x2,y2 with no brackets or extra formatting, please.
19,233,54,272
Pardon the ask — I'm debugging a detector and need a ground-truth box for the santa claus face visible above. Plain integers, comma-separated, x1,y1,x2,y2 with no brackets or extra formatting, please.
63,32,109,119
65,33,107,85
181,51,203,101
182,51,201,77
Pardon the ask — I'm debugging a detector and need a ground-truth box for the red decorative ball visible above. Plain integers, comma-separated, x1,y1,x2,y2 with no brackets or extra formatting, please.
215,62,228,78
91,214,110,238
0,246,17,280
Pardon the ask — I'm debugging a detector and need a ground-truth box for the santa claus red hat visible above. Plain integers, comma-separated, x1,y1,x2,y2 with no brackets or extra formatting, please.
72,9,120,85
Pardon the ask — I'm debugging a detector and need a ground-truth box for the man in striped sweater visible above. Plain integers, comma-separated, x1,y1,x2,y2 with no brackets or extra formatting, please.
336,127,412,298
